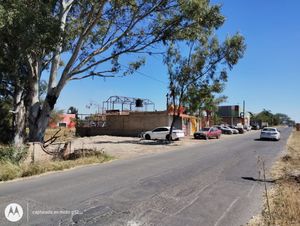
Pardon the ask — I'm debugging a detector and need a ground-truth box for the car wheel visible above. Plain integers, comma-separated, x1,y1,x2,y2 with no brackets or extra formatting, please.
166,134,172,141
216,135,220,139
145,134,151,140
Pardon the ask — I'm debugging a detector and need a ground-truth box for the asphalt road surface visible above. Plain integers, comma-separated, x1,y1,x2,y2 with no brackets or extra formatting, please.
0,127,292,226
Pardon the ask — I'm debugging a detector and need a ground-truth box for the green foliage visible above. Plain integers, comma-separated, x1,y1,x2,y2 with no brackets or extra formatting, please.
0,150,113,181
0,98,13,143
0,0,61,144
185,83,227,117
164,4,245,137
165,34,245,117
0,0,60,57
212,113,222,125
0,146,28,165
49,109,64,125
67,106,78,115
252,110,294,126
0,0,60,84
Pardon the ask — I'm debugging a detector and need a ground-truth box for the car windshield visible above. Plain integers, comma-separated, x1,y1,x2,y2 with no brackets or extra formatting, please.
262,128,276,132
201,128,210,131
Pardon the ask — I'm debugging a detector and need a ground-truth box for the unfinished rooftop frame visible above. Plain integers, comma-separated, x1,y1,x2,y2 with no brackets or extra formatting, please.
102,96,155,113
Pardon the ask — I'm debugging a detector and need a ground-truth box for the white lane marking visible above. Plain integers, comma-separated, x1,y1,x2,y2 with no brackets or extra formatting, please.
173,184,210,215
247,184,256,197
214,197,240,226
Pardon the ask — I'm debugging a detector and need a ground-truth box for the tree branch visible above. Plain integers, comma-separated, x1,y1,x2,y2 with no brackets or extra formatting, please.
69,1,166,76
48,0,74,90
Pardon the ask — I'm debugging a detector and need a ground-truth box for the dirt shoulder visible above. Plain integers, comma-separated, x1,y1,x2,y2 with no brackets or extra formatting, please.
69,131,256,160
248,129,300,226
70,135,197,159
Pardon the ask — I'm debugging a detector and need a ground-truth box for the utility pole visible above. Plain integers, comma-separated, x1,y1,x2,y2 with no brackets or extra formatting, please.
243,100,245,125
231,105,234,126
166,93,169,110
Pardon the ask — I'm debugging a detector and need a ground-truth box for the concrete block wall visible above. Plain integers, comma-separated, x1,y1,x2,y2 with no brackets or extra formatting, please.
24,142,53,164
77,111,170,137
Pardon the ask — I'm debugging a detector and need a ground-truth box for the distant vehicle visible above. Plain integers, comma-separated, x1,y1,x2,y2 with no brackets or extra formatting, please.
224,126,239,134
142,127,184,141
260,127,280,141
194,127,222,140
251,124,260,130
230,125,244,134
216,126,233,135
244,125,252,131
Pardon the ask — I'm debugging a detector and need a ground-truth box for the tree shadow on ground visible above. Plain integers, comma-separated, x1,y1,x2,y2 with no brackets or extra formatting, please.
94,139,179,146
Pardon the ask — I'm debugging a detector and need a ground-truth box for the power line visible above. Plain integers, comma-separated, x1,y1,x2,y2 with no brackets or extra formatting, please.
120,63,168,85
91,56,168,85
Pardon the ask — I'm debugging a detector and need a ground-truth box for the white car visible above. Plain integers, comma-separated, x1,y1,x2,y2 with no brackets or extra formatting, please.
260,127,280,141
142,127,185,140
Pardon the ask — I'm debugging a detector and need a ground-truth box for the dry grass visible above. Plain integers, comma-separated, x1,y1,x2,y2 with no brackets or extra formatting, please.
0,151,113,182
44,128,76,143
248,130,300,226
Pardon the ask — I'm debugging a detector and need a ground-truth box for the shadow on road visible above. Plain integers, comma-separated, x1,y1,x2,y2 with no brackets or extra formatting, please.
241,176,276,183
253,138,278,142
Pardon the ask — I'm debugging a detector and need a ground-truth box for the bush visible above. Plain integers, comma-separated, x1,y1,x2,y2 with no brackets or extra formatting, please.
0,161,21,181
0,99,13,143
0,148,113,181
0,146,28,164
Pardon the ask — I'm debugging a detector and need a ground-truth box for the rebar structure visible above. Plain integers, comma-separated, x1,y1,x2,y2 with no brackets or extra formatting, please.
102,96,155,112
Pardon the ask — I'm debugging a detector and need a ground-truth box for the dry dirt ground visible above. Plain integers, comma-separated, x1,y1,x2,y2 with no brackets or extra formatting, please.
67,132,254,160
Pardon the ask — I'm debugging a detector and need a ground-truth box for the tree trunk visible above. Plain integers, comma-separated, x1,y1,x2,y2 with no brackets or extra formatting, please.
12,88,26,146
28,94,58,142
168,94,181,142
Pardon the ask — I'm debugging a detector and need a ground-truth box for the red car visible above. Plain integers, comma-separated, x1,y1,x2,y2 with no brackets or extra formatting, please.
194,127,222,140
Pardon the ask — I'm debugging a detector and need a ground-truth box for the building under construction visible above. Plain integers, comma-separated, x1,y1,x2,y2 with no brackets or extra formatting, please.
77,95,201,137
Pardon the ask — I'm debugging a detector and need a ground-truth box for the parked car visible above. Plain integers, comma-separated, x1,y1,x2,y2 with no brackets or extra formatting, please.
216,126,233,135
142,127,185,141
251,124,260,130
224,126,239,134
260,127,280,141
230,125,244,134
243,125,252,131
194,127,222,140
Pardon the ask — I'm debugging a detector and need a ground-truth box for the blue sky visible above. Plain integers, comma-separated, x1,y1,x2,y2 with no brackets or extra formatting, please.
56,0,300,122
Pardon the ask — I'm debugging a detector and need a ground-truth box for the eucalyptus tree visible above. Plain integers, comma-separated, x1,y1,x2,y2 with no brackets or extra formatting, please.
185,82,227,119
165,32,246,139
1,0,236,144
0,0,60,145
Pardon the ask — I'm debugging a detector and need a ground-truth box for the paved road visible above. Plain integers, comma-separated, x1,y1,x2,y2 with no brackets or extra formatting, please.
0,127,291,226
